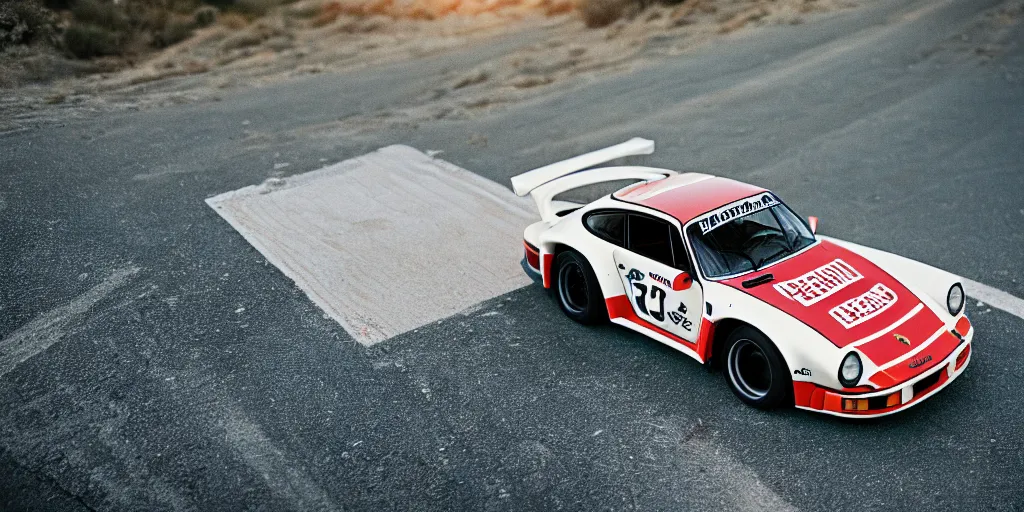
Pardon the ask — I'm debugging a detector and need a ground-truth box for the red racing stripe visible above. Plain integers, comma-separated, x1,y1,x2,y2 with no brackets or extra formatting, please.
857,307,945,365
605,295,703,358
869,331,961,388
542,253,554,289
955,316,971,337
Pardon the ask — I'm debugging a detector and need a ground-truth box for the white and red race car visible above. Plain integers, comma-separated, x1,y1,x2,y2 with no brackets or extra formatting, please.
513,138,972,418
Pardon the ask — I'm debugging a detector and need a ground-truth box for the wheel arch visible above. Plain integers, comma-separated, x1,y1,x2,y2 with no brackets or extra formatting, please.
714,320,796,406
708,318,746,369
708,319,793,374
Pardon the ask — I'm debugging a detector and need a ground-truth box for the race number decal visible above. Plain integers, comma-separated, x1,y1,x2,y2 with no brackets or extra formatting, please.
630,282,667,321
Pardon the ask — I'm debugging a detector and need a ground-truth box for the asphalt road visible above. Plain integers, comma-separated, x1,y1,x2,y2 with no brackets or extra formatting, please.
3,0,1024,509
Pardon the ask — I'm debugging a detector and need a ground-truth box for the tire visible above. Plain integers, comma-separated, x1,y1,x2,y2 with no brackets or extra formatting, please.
723,326,791,409
554,250,606,325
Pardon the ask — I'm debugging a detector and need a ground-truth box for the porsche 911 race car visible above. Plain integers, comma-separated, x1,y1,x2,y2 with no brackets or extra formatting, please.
512,138,972,418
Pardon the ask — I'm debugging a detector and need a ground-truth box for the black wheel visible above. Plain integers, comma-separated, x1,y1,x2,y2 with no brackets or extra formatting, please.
723,326,791,409
554,250,606,325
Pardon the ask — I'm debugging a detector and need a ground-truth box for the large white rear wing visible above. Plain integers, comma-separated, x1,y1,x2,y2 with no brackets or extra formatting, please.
510,138,674,222
511,138,656,197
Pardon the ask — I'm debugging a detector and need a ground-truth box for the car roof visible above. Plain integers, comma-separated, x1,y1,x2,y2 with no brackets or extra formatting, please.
613,173,769,224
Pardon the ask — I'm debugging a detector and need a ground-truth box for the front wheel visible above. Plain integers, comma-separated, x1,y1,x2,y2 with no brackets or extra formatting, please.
723,326,791,409
554,250,606,325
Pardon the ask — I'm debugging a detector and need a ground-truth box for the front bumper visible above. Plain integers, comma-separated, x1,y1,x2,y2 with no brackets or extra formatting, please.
795,323,973,419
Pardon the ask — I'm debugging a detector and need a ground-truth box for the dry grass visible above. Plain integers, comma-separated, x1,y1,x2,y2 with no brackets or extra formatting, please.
311,2,344,26
0,0,856,101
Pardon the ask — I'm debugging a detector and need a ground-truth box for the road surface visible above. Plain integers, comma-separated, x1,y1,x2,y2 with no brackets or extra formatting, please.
2,0,1023,509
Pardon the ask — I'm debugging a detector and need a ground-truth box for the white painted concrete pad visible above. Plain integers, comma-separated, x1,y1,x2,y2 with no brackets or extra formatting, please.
207,145,537,345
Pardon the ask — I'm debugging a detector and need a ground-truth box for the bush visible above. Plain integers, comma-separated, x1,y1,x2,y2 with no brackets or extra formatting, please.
0,0,57,50
311,1,342,27
193,5,218,27
219,11,248,28
70,0,131,32
63,22,121,57
154,16,195,47
580,0,631,27
234,0,281,17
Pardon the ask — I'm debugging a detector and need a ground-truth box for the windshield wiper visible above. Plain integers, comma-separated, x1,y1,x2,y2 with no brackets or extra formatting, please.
719,249,757,273
755,247,790,270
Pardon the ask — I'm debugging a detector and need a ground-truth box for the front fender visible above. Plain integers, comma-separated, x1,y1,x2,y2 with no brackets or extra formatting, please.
704,282,856,390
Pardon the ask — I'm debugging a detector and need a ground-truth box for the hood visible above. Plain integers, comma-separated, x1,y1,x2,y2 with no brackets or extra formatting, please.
721,240,950,373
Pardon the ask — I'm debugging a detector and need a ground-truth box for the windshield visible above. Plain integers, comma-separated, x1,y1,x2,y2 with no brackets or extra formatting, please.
687,197,815,278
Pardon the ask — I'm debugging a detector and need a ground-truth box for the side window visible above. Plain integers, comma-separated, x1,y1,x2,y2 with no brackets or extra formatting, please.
585,213,625,246
671,227,690,272
628,215,674,267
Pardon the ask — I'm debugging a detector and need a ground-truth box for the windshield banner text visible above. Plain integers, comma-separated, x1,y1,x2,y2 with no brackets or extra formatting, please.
697,193,779,234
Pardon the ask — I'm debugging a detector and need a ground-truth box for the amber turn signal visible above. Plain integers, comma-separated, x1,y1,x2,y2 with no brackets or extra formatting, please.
886,393,901,407
843,399,868,411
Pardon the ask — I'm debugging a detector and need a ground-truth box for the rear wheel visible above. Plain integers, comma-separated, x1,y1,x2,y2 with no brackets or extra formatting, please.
555,250,606,325
723,326,791,409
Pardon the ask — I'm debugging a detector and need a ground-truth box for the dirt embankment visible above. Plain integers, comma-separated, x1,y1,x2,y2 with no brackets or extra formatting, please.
1,0,857,133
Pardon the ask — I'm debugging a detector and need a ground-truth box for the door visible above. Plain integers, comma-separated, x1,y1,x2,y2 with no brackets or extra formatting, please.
613,214,703,344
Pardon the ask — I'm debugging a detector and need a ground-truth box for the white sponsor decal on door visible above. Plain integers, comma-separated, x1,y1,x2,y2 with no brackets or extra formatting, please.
774,259,863,306
829,283,898,328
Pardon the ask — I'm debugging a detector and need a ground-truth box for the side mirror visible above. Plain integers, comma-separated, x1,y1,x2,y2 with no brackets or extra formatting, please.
672,272,693,291
807,216,819,234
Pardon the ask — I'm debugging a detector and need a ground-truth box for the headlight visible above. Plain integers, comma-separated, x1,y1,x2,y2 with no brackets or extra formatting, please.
839,352,862,387
947,283,965,316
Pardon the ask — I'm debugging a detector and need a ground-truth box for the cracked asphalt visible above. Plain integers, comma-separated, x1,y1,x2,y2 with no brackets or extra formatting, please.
2,0,1024,509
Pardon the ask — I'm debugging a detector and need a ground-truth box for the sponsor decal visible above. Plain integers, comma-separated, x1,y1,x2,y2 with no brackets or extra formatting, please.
773,259,863,306
793,368,812,376
894,333,911,346
666,303,692,331
626,268,644,282
908,355,932,369
829,283,898,329
649,272,671,287
698,193,779,234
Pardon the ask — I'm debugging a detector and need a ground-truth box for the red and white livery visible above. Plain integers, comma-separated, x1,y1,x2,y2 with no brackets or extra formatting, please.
514,138,972,418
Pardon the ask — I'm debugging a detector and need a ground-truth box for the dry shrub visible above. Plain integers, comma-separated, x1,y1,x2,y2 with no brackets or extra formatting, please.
220,28,263,49
234,0,298,17
300,0,581,20
358,0,395,16
219,11,248,27
0,0,58,50
285,2,321,19
193,5,219,26
60,0,219,57
70,0,131,31
312,1,343,26
543,0,577,15
719,5,767,33
63,23,121,57
580,0,631,27
154,15,195,47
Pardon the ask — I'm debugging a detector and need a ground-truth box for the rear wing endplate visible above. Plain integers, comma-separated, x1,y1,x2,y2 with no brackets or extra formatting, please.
511,138,655,197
